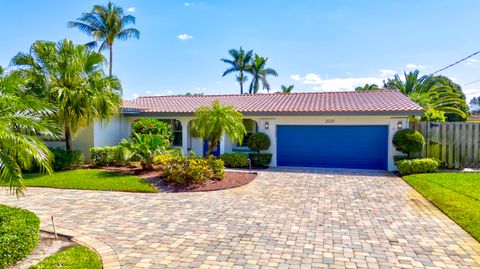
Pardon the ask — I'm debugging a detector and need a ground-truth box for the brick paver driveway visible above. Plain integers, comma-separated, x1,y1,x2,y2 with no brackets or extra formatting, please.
2,168,480,268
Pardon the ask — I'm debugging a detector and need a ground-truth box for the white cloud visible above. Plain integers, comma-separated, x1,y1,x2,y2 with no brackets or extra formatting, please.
405,63,425,70
177,33,193,40
126,7,135,13
216,80,222,84
466,58,478,65
290,74,301,81
132,93,139,99
379,69,397,77
291,69,397,92
184,2,204,7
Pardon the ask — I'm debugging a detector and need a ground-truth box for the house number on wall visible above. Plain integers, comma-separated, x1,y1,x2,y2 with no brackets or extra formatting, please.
325,119,335,123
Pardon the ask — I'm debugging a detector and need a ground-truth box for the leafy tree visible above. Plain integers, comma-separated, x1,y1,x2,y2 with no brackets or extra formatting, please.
120,133,170,170
12,39,122,151
68,2,140,77
247,55,278,94
355,83,380,91
385,70,468,121
281,85,294,93
470,97,480,114
0,67,59,196
221,47,253,94
191,100,246,155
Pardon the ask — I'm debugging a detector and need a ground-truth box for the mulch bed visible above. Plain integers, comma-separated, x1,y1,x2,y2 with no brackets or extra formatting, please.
101,166,257,192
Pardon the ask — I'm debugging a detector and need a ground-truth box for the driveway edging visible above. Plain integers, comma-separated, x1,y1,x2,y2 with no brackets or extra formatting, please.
41,226,121,269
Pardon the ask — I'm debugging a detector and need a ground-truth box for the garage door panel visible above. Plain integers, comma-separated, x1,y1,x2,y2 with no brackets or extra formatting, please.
277,125,388,170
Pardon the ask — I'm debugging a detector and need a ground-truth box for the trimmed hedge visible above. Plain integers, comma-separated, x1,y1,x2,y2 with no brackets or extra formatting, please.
247,132,271,153
132,118,172,139
0,204,39,268
90,146,127,166
392,128,424,156
396,158,441,175
153,155,224,186
220,153,249,168
50,148,85,171
249,153,272,168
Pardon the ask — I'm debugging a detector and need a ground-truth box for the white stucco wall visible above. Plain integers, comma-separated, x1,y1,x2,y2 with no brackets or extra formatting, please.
89,114,409,171
45,124,94,159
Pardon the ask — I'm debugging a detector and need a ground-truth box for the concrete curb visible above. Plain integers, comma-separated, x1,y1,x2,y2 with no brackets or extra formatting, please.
41,225,121,269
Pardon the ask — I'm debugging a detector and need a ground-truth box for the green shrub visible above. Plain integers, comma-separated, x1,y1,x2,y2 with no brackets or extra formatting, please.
0,205,39,268
158,155,225,186
220,153,249,168
132,118,172,139
393,155,418,164
392,128,425,156
207,156,225,179
248,153,272,168
396,158,441,175
166,147,183,157
247,132,271,153
421,109,446,122
90,146,127,166
120,133,170,170
50,148,85,171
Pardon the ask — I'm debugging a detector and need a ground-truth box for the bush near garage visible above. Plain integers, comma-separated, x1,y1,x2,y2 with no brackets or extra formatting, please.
220,153,249,168
392,128,425,157
248,153,272,168
0,204,40,268
247,132,271,153
154,155,225,186
396,158,441,175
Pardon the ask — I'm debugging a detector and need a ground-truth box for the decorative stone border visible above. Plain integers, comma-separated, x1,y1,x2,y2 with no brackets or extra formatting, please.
41,226,121,269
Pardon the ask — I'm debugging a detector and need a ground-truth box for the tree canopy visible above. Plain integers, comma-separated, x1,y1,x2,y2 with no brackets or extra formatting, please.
0,67,59,196
191,100,246,155
12,39,122,150
68,2,140,77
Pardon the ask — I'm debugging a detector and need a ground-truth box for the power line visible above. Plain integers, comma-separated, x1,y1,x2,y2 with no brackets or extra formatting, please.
429,50,480,76
463,79,480,87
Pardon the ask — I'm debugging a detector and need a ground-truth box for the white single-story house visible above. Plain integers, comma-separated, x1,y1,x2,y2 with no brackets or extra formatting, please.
55,90,423,171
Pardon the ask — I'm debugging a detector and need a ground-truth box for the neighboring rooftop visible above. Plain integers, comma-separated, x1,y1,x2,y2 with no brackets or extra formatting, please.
122,90,423,115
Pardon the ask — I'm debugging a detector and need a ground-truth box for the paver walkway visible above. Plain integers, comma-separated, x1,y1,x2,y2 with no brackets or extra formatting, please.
1,168,480,268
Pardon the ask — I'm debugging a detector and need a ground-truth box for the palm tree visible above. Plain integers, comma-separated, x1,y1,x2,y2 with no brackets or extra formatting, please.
0,67,59,196
191,100,246,155
281,85,294,93
68,2,140,77
248,55,278,94
355,83,380,91
12,39,122,151
120,133,170,170
221,47,253,94
385,70,468,120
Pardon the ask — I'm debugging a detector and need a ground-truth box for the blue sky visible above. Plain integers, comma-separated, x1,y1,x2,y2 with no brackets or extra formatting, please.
1,0,480,100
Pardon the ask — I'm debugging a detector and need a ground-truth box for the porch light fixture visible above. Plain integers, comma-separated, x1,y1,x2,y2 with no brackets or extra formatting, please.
397,121,403,130
264,121,270,130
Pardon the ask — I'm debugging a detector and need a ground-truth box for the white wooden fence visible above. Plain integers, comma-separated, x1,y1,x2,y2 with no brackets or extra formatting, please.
410,121,480,169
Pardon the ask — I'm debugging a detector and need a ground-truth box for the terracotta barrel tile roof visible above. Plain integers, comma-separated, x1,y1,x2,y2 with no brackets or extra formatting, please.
123,90,423,114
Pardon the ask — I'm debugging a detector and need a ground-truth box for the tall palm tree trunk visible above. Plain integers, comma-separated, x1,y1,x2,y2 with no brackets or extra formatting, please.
109,44,113,77
239,71,244,94
65,125,72,151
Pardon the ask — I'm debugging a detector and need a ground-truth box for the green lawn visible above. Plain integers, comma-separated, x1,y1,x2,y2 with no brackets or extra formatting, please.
30,246,102,269
403,173,480,241
19,169,157,193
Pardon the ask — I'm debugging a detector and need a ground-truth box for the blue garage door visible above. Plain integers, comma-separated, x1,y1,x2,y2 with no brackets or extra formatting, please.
277,125,388,170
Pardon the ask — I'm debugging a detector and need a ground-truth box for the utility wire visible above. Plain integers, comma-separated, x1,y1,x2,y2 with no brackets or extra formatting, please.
463,79,480,87
429,50,480,76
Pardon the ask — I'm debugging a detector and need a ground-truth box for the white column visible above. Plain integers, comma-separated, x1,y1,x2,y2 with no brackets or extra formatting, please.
180,120,189,156
219,133,226,155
